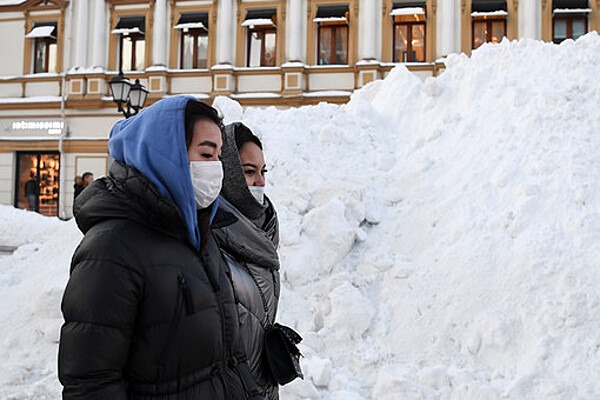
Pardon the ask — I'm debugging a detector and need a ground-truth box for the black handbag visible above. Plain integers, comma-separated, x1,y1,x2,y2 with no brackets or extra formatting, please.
264,323,304,385
245,265,304,386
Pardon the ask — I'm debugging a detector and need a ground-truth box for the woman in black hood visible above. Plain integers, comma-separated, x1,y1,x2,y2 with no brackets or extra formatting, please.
212,123,282,399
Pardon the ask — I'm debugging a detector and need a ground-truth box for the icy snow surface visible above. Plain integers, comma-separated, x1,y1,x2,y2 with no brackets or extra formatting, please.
1,33,600,399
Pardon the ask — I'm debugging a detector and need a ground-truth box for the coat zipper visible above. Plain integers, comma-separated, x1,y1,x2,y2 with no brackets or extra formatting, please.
178,274,195,315
202,253,231,400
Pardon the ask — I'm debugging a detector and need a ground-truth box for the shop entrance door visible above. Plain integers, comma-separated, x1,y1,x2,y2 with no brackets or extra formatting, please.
15,152,60,217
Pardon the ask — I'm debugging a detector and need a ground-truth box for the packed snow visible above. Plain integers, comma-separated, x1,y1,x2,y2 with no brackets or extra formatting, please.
1,33,600,399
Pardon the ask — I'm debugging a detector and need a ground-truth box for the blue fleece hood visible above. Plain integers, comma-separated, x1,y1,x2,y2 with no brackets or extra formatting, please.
108,95,214,250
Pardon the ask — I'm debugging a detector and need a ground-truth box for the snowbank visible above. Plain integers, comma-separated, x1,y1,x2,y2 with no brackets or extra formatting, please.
1,33,600,399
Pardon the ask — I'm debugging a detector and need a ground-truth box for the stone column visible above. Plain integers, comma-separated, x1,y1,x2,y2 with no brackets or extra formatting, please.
75,0,89,68
358,0,377,60
153,0,167,66
520,0,540,39
287,0,303,62
439,0,457,56
216,0,235,64
91,0,107,68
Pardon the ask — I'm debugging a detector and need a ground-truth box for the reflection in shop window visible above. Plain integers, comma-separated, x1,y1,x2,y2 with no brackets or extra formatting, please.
15,152,60,217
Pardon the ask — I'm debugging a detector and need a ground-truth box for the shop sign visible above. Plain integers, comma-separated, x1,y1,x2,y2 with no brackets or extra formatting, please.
10,120,65,135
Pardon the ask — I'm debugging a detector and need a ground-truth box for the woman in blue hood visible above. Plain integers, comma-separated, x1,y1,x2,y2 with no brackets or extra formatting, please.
58,97,263,400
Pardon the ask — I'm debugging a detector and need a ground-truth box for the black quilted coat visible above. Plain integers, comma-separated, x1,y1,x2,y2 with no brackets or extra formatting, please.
212,196,281,400
58,161,257,400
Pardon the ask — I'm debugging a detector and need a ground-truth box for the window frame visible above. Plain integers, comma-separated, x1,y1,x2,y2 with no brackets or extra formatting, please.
118,31,145,72
471,17,507,49
33,35,57,73
246,26,277,67
552,14,588,44
180,28,209,69
392,18,426,63
108,8,151,73
316,22,349,65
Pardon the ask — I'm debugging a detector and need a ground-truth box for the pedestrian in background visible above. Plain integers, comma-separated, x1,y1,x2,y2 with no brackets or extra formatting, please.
24,171,38,211
73,175,84,199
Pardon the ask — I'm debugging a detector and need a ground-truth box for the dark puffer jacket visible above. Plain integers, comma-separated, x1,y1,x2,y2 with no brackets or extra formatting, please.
212,196,280,400
58,161,256,399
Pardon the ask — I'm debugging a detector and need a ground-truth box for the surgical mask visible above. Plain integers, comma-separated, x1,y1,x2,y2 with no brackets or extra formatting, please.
248,186,265,204
189,161,223,209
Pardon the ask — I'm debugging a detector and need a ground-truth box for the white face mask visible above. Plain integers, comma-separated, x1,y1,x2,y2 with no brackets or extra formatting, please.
189,161,223,209
248,186,265,204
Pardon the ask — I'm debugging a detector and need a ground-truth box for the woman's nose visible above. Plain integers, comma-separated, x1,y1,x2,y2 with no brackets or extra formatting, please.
255,174,265,187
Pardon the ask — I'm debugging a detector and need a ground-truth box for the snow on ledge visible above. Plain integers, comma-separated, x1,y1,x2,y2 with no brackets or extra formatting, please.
241,18,275,28
230,92,281,99
164,93,210,100
25,26,55,39
281,62,305,68
111,27,143,35
174,22,207,31
0,0,27,5
0,96,61,104
390,7,425,16
303,90,351,98
313,17,347,23
553,8,592,14
471,10,508,17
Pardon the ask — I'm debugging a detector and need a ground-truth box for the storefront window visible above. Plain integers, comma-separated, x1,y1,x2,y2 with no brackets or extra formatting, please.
15,152,60,217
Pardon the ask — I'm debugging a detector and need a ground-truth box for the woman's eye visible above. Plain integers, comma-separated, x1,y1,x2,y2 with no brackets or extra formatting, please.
244,169,255,176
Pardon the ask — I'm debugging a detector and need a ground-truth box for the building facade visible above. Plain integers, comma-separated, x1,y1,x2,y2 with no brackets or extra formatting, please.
1,0,599,219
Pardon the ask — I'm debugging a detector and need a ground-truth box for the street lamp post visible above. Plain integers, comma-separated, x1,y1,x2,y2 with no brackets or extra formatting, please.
109,71,149,118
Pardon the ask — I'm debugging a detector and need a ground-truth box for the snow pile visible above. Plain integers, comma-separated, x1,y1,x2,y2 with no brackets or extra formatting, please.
0,210,81,399
1,33,600,399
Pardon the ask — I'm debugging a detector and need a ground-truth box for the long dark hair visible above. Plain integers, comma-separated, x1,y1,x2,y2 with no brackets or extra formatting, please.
184,100,224,149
